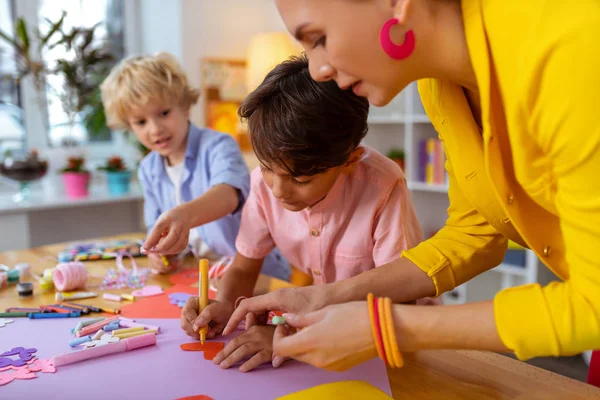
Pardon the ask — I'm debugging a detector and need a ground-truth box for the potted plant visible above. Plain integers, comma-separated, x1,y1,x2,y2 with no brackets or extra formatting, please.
387,148,405,171
0,12,115,144
60,156,90,198
98,156,131,195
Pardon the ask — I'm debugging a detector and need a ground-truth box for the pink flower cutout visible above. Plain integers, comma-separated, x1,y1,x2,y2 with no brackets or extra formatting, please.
0,368,36,386
27,359,56,373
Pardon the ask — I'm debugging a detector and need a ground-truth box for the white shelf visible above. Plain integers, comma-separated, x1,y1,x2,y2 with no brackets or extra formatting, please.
368,115,410,124
368,114,430,125
407,181,449,193
412,114,431,123
495,263,528,277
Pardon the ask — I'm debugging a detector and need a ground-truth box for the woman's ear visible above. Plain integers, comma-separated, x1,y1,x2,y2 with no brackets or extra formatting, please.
393,0,412,24
341,146,365,175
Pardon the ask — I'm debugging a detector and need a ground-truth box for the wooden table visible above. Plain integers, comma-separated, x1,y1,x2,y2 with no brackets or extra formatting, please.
1,234,598,399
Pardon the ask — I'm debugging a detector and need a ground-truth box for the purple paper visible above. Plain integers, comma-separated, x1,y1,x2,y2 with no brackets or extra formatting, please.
0,318,391,399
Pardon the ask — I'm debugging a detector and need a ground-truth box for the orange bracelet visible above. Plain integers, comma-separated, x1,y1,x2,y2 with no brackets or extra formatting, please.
384,297,404,368
367,293,385,361
378,296,393,367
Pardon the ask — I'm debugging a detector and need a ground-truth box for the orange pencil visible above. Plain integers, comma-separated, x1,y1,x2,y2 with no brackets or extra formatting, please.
198,259,209,344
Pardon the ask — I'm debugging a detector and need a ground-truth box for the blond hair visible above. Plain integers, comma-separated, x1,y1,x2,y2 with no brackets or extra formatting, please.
100,52,200,129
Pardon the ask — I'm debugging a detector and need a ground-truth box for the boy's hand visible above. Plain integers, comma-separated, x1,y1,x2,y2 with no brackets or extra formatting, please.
213,325,283,372
180,297,234,340
148,253,177,274
144,207,191,255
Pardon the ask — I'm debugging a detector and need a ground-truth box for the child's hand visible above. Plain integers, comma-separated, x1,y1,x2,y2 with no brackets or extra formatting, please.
148,253,177,274
180,297,234,340
143,207,191,255
212,325,282,372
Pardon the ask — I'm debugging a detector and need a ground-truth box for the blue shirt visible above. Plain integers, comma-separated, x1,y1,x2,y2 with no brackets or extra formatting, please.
137,124,290,281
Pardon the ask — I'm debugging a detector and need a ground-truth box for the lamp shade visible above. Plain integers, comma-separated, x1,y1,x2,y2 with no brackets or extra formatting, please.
246,32,299,93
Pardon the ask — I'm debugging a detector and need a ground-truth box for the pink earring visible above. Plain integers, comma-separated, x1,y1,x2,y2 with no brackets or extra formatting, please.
380,18,415,60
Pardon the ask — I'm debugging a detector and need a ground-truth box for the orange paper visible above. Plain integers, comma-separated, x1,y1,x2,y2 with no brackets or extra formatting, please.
180,342,225,360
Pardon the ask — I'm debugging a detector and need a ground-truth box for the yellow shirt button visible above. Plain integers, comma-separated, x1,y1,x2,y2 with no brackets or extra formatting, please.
502,217,510,224
543,246,551,257
311,229,319,237
507,194,515,204
313,269,321,276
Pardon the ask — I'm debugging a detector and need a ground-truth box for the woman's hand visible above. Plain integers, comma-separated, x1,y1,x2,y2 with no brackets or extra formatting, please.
222,285,331,336
272,301,377,372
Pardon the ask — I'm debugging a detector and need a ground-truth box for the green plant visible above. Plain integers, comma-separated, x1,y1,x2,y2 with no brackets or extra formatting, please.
0,12,115,140
0,12,65,94
51,23,114,121
60,156,88,173
98,156,127,172
387,148,405,160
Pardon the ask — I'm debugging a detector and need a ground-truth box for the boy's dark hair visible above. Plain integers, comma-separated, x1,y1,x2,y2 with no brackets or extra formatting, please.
238,53,369,177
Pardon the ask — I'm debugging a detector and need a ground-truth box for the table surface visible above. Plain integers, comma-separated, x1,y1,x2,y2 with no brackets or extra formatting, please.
1,233,598,399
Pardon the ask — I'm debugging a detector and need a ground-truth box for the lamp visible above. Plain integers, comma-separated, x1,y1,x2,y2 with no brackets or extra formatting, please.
246,32,299,93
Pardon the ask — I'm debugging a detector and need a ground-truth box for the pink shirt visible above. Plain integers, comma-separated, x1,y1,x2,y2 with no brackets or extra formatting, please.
236,147,423,284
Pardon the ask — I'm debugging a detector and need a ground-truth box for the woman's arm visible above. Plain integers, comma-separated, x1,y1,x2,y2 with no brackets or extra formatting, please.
272,300,508,371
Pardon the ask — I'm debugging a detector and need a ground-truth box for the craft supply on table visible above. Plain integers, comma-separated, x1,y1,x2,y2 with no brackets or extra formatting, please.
59,239,144,262
53,333,156,366
29,312,80,319
1,318,391,398
14,263,32,282
64,302,101,312
272,316,286,325
7,269,19,284
103,293,122,302
121,293,135,301
55,291,98,302
0,271,7,288
99,306,121,314
53,262,88,292
39,278,54,293
0,318,14,328
0,312,30,318
198,259,209,345
16,282,34,297
132,285,164,297
100,252,150,290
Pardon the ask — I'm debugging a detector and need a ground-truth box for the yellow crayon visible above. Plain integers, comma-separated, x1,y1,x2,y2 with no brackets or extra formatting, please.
198,259,209,345
112,326,144,335
114,329,157,340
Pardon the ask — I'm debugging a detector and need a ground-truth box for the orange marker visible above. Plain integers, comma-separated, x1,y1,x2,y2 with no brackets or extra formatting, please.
198,259,209,345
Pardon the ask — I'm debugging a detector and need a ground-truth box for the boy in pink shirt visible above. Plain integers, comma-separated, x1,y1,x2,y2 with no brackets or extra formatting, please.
179,54,423,371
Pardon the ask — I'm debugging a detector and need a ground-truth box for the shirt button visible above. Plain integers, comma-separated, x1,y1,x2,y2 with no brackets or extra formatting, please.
502,217,510,224
507,194,515,204
543,246,551,257
313,269,321,276
310,229,319,237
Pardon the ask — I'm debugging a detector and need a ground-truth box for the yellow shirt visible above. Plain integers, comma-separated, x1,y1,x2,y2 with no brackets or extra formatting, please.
403,0,600,359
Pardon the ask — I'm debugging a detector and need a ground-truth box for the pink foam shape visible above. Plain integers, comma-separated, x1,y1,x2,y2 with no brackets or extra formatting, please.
132,285,164,297
27,359,56,373
0,368,36,386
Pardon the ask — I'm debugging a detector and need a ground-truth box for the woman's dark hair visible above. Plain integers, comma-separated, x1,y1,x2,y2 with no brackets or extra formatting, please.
238,53,369,176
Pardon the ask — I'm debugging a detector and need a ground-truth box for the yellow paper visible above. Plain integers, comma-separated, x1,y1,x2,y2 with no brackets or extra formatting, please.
276,381,393,400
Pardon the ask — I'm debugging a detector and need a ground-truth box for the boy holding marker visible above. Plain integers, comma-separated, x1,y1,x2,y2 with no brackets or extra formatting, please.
172,55,427,372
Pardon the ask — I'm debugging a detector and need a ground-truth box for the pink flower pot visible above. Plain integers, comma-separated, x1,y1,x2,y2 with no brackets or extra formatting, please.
62,172,90,198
